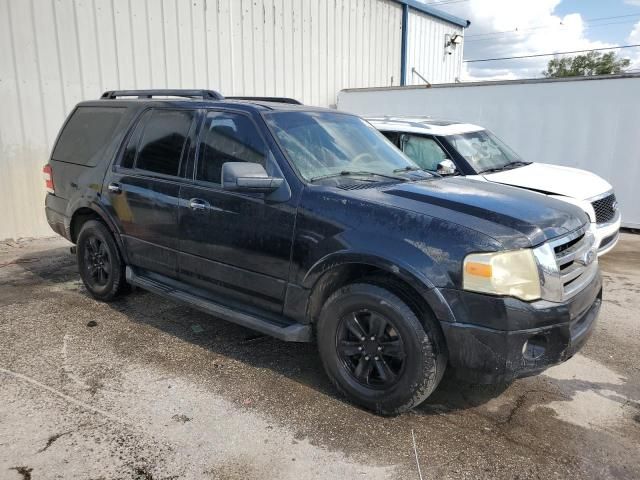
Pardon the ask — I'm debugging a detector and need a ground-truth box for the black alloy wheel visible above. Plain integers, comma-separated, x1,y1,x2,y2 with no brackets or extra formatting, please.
317,282,447,415
336,309,406,389
83,235,112,288
76,220,129,301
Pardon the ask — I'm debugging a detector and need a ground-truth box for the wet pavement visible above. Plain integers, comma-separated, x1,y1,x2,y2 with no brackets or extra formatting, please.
1,234,639,479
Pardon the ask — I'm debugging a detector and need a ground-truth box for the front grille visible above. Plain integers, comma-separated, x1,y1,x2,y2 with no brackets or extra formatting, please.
591,193,617,224
550,227,597,299
554,232,584,255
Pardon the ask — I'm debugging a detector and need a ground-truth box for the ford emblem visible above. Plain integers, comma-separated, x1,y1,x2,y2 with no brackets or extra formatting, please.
581,250,596,266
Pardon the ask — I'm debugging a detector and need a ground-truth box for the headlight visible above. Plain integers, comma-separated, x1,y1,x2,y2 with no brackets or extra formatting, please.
463,249,541,301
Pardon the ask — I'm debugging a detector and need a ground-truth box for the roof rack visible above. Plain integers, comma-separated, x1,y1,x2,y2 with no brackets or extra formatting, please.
100,89,224,100
226,96,302,105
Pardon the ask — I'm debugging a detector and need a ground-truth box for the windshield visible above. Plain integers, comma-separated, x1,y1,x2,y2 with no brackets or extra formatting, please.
264,111,422,182
446,130,527,173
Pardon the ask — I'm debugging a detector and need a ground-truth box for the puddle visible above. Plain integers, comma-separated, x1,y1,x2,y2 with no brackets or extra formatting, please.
542,354,633,430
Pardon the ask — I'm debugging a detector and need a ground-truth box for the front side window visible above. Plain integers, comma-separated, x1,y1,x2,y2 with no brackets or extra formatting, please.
134,109,194,176
401,135,447,171
446,130,525,173
381,131,400,147
196,111,266,185
264,111,420,182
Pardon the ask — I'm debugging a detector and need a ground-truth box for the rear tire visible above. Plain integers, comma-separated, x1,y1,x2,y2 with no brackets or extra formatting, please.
76,220,129,302
316,283,446,415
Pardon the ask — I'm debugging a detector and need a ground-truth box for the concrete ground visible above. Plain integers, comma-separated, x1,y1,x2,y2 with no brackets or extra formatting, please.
0,234,639,480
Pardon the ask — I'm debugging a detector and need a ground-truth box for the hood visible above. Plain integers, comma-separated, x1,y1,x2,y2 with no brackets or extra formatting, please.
373,177,588,248
484,163,612,201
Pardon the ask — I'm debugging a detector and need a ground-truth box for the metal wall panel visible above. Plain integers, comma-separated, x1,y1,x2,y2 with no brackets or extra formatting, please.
0,0,404,239
337,75,640,228
406,8,464,85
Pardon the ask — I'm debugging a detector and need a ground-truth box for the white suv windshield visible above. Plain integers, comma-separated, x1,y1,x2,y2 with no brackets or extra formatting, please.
265,111,422,182
447,130,528,173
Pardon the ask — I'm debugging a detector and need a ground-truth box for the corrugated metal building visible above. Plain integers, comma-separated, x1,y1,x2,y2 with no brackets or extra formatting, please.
406,7,466,85
0,0,467,239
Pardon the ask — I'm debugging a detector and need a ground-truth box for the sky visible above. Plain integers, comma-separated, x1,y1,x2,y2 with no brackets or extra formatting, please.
424,0,640,81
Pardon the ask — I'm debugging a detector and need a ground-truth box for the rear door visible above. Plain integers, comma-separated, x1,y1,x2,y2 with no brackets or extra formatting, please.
103,107,197,277
178,109,296,314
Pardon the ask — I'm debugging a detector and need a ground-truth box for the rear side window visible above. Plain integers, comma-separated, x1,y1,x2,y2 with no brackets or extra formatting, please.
134,109,194,176
196,111,265,185
52,107,125,166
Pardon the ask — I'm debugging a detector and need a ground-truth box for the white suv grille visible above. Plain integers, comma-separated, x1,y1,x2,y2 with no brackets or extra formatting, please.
591,192,617,224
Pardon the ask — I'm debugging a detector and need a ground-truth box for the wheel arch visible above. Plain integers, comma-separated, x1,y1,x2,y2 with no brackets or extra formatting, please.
69,204,129,264
303,253,456,327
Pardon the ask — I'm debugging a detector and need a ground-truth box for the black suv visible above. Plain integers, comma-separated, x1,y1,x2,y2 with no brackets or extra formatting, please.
45,90,602,415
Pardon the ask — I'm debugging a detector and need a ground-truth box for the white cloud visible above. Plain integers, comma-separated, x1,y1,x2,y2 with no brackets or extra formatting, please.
626,21,640,70
430,0,617,80
624,0,640,6
629,20,640,43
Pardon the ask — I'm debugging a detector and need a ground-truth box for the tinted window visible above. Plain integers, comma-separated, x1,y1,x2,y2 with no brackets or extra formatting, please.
197,112,265,184
135,110,194,176
52,107,125,166
402,135,447,171
120,110,152,169
381,131,400,146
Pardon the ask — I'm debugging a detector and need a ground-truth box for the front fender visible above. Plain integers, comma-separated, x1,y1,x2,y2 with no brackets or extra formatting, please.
302,227,458,288
302,245,456,323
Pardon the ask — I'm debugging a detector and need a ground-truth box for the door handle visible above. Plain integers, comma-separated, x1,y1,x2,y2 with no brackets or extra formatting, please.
189,198,210,211
108,182,122,194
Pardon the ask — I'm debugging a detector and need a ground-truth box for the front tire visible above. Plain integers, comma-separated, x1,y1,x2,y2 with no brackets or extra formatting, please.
317,283,446,415
76,220,128,302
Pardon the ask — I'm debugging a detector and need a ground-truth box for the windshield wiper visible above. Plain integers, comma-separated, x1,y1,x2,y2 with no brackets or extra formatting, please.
310,170,406,182
480,161,531,174
392,166,422,173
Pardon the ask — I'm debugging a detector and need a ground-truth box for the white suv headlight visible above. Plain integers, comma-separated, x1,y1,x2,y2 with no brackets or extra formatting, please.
463,249,542,301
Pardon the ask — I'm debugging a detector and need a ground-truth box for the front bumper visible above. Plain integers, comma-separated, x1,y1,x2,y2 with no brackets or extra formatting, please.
593,212,621,256
437,271,602,384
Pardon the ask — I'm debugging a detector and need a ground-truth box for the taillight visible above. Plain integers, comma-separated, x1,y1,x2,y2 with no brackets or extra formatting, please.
43,164,54,194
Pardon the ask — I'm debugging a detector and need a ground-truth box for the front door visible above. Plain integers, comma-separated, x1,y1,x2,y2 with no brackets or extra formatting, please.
178,110,296,314
104,108,196,277
401,134,450,172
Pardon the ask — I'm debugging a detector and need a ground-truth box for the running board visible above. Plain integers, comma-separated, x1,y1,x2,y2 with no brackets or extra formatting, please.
126,267,312,342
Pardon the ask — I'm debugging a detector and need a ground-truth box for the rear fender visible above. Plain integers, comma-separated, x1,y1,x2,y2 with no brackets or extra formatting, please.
67,199,129,264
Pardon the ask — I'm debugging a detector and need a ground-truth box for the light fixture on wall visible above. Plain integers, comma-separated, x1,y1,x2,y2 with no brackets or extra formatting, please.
445,33,463,55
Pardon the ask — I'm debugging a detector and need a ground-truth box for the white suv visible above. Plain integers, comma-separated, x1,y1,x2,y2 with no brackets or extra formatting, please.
369,116,620,255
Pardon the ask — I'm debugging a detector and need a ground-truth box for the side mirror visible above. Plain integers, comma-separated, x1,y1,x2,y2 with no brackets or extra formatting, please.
222,162,284,193
437,159,457,176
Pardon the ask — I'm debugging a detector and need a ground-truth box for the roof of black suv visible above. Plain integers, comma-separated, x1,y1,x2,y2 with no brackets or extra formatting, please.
85,89,327,114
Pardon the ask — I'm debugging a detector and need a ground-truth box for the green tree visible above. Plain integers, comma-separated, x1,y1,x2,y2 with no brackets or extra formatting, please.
542,51,630,78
